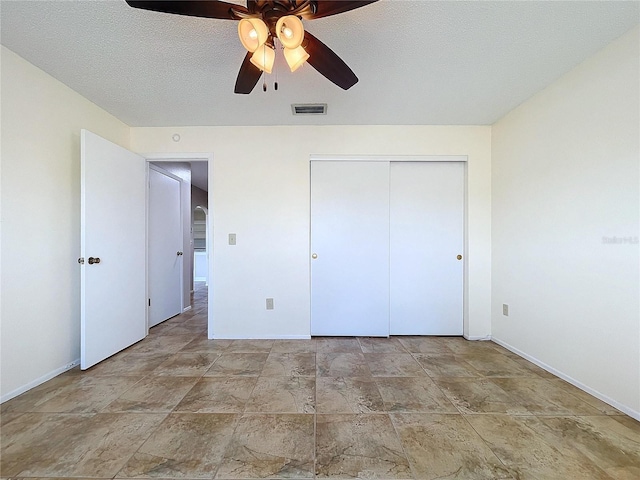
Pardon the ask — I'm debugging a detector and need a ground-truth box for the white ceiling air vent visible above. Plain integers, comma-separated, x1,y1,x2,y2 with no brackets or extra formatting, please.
292,103,327,115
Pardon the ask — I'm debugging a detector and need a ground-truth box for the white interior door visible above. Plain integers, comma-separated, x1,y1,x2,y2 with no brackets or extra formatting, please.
390,162,464,335
81,130,147,369
148,165,183,327
311,161,390,336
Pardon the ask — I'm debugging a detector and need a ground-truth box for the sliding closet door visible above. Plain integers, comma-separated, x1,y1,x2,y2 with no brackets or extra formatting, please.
310,161,390,336
390,162,464,335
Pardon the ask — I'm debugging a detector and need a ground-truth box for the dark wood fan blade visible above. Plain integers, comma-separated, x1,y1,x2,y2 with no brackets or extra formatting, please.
303,31,358,90
301,0,378,19
246,0,257,13
125,1,247,20
234,52,263,94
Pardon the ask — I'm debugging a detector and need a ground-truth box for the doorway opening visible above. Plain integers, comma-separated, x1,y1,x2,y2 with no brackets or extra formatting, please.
145,155,212,339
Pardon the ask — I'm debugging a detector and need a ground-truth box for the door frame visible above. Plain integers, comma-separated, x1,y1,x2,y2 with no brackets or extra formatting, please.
143,153,214,338
148,163,185,326
309,154,470,338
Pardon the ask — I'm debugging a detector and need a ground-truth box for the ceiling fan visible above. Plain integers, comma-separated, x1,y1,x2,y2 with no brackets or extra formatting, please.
125,0,379,94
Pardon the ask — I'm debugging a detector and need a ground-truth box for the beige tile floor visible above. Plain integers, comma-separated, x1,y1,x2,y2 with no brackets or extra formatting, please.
2,284,639,479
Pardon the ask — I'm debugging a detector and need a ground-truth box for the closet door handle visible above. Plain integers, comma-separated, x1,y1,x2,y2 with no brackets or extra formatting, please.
88,257,101,265
177,251,183,256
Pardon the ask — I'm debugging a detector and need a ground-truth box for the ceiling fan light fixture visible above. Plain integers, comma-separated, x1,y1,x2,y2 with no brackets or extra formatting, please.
238,18,269,52
250,44,276,74
276,15,305,49
126,0,379,94
284,45,310,72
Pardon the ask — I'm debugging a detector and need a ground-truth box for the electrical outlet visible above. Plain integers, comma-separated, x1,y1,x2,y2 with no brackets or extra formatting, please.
229,233,236,245
266,298,274,310
503,304,509,316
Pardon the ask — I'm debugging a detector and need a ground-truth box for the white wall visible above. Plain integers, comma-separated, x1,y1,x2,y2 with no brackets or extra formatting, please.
0,46,130,400
130,126,492,340
491,27,640,417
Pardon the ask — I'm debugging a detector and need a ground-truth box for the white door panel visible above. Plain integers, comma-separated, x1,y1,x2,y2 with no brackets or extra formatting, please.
390,162,464,335
311,161,390,336
148,166,182,327
81,130,147,369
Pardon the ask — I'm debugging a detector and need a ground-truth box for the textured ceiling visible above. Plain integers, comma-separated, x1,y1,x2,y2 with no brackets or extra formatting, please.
1,0,638,127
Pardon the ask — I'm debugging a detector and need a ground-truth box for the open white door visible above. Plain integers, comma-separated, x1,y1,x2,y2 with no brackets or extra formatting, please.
148,165,183,327
81,130,147,369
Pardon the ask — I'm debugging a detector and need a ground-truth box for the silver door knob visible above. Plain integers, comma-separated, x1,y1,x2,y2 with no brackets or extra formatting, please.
312,253,318,259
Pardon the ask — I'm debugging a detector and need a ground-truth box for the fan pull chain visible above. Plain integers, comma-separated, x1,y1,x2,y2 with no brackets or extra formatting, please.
274,41,279,91
262,43,268,91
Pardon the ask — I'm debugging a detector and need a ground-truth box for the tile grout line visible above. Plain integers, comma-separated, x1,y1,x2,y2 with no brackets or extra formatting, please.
313,346,318,479
459,411,515,478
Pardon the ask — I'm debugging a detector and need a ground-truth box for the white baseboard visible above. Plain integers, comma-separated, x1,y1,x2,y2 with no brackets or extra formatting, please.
210,334,312,340
1,358,80,404
491,337,640,422
464,334,492,341
183,305,192,312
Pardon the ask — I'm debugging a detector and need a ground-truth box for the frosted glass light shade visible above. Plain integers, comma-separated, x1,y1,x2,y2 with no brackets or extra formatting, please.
250,44,275,74
238,18,269,52
276,15,305,49
283,45,309,72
